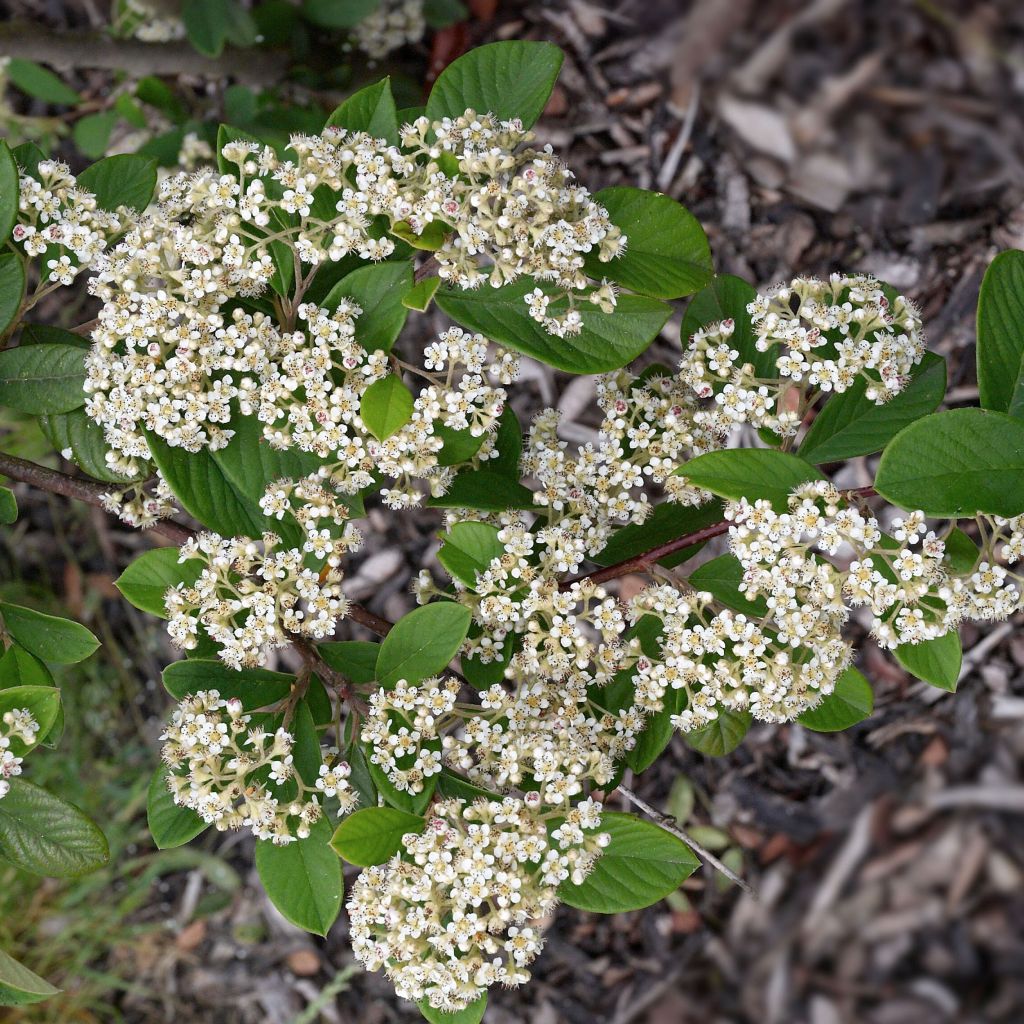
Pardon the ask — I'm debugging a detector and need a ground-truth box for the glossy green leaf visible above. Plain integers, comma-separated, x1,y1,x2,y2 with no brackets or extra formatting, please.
681,274,775,377
360,375,414,440
0,686,60,755
330,806,425,866
437,522,504,588
435,278,670,374
894,630,962,692
799,352,947,463
78,154,157,212
0,252,26,336
425,40,564,129
115,547,204,618
403,275,441,311
558,812,699,913
584,187,711,299
162,660,294,709
0,779,109,877
678,448,824,510
38,407,134,483
0,339,86,413
255,817,343,936
323,261,411,353
376,602,472,686
976,249,1024,417
147,766,209,850
325,78,400,145
875,408,1024,518
0,603,98,664
0,645,53,687
685,708,751,756
427,469,535,512
798,667,874,732
318,641,380,684
688,553,767,617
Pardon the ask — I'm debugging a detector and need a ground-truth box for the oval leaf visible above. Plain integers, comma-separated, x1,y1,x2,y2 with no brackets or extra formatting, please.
0,603,99,664
147,766,209,850
894,631,962,693
0,948,60,1007
559,811,699,914
376,602,472,686
797,667,874,732
977,249,1024,417
330,806,426,866
360,375,414,440
679,449,824,510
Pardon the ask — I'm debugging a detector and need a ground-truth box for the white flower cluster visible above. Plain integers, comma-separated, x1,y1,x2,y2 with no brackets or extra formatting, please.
115,0,186,42
400,111,626,338
12,159,122,287
348,796,608,1012
99,474,178,530
165,532,350,670
679,274,925,436
353,0,426,59
0,707,39,800
361,677,458,794
728,482,1024,651
160,689,351,844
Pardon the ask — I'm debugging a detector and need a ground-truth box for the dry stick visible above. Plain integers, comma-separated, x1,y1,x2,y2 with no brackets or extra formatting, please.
617,784,756,898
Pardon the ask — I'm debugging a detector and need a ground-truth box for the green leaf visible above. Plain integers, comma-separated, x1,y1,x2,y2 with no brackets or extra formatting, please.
418,994,487,1024
115,547,204,618
255,816,343,936
679,448,824,510
0,486,16,524
799,352,947,463
403,275,441,312
0,645,53,687
360,375,414,440
584,187,711,299
389,219,448,251
977,249,1024,417
72,112,118,160
894,631,962,692
330,806,425,866
0,252,26,336
427,469,535,512
0,686,60,755
5,59,80,105
78,154,157,212
366,757,437,815
435,277,670,374
0,339,86,413
797,667,874,732
182,0,258,57
0,948,60,1007
0,779,109,877
302,0,378,27
688,553,767,617
325,78,400,145
145,432,279,541
875,408,1024,518
376,602,472,686
426,41,564,129
685,708,751,756
594,499,724,570
0,603,98,664
434,421,486,466
625,687,685,773
437,522,504,588
681,274,775,378
559,811,699,914
147,766,209,850
323,261,412,353
0,141,19,243
38,407,133,483
318,641,380,684
162,660,294,710
944,527,979,574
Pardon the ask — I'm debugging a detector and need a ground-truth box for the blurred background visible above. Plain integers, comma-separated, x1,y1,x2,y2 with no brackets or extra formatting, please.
2,1,1024,1022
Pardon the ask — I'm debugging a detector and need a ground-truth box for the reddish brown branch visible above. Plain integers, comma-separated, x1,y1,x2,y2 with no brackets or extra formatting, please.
561,485,878,591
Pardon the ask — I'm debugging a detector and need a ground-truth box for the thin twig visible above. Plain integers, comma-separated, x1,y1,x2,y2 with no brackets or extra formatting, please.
617,784,757,897
414,254,441,284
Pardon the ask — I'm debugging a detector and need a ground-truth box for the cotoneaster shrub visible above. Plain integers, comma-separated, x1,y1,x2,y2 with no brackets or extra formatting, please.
1,40,1024,1020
